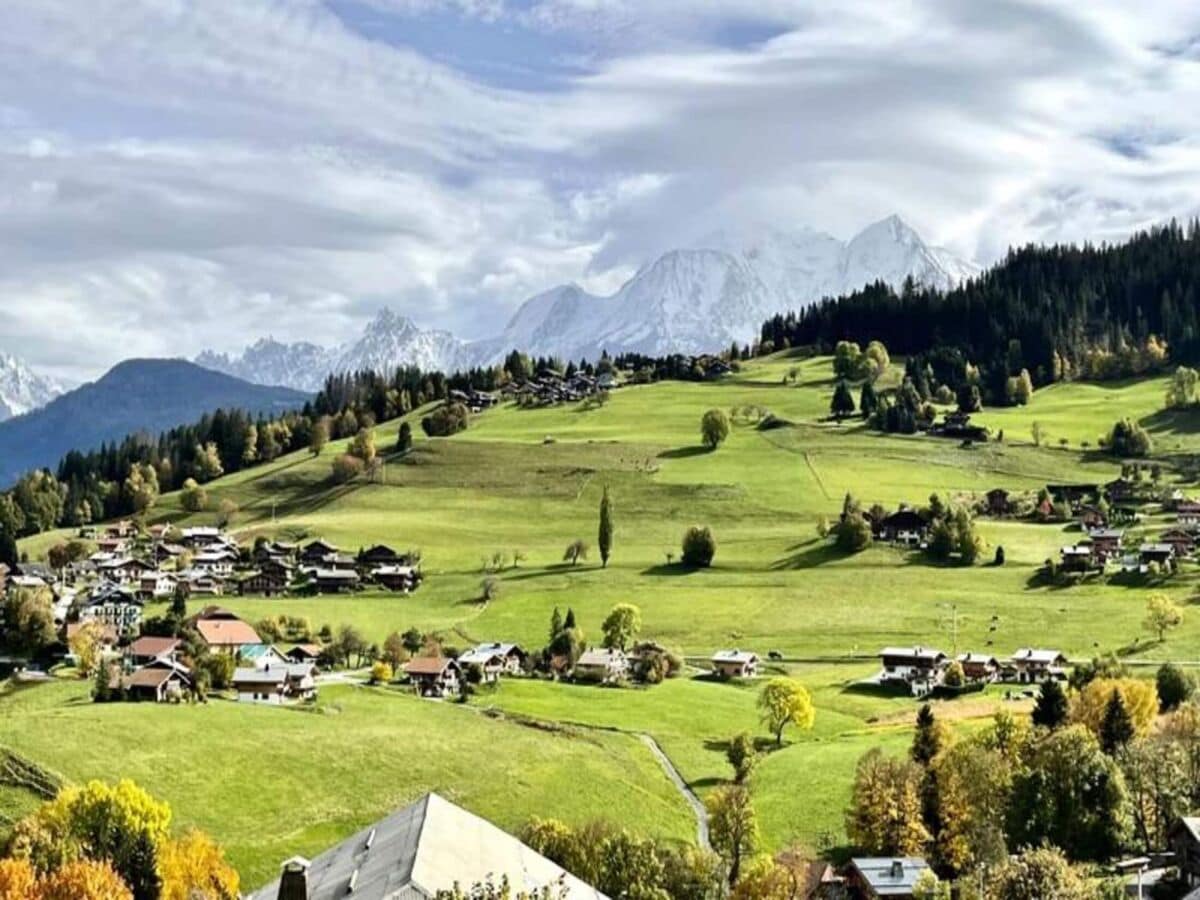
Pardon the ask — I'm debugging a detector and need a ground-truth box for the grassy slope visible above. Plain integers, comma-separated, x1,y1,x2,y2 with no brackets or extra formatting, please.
9,353,1200,880
0,679,691,885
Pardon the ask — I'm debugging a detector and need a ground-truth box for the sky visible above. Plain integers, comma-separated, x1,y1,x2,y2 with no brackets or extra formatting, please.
2,0,1200,382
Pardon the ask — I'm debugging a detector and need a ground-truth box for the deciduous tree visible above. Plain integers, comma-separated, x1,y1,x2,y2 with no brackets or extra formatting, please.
757,678,815,746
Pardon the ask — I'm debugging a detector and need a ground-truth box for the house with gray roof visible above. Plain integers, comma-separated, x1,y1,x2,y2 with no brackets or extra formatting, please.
248,792,607,900
846,857,931,898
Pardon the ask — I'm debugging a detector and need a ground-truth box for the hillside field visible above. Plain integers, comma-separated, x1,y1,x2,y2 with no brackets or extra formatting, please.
7,352,1200,888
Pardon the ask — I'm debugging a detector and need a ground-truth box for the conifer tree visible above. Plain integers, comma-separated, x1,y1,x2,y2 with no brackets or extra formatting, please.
598,486,613,568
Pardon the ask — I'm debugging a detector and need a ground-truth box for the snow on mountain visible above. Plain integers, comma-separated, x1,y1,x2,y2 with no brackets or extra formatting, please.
0,352,65,421
197,310,468,392
333,308,468,377
473,215,978,364
196,339,336,393
199,214,978,388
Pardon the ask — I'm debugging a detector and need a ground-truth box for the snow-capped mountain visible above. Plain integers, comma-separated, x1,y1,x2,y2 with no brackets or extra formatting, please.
196,339,336,393
0,352,65,421
474,215,978,364
199,215,978,388
198,310,468,391
333,309,469,376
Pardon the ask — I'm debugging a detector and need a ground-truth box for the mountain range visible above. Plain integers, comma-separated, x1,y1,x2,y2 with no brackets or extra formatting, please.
0,359,307,486
198,215,977,390
0,353,66,422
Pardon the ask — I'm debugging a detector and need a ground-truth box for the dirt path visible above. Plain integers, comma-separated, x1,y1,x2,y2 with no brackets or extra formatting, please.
638,733,710,850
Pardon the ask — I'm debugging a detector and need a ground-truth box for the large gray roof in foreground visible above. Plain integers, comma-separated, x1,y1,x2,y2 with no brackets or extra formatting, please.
249,792,607,900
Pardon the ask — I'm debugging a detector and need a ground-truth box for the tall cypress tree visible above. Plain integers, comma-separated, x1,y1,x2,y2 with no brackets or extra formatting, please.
1031,679,1068,730
598,485,614,568
1100,689,1135,755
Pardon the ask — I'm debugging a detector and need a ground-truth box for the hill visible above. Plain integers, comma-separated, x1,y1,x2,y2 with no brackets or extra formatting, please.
7,352,1200,885
0,359,307,485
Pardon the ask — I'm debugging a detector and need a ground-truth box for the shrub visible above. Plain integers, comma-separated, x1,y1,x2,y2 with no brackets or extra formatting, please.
681,525,716,567
369,661,393,685
421,402,469,437
700,409,730,450
1108,418,1152,457
331,454,365,484
1156,662,1194,711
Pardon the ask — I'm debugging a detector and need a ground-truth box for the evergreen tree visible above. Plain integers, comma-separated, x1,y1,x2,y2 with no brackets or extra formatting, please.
831,379,856,420
911,703,945,766
598,485,613,568
549,607,563,641
1032,679,1069,729
563,608,577,630
1100,689,1135,754
397,421,413,453
859,380,878,419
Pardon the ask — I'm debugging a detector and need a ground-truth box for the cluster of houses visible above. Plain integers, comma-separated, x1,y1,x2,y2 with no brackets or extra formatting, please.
1055,489,1200,575
95,606,319,706
499,368,618,406
2,520,424,651
876,645,1068,697
447,387,499,413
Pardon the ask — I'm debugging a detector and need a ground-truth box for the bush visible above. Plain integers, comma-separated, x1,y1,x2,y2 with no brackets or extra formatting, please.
180,478,208,512
1108,418,1152,457
369,661,394,684
1156,662,1194,711
700,409,730,450
422,402,469,437
331,454,365,484
681,525,716,567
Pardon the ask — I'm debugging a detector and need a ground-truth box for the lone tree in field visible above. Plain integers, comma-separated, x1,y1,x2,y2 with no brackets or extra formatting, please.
396,421,413,454
830,379,856,420
757,677,815,746
598,485,613,568
681,525,716,567
310,416,330,456
701,408,730,450
601,603,642,651
1144,593,1183,642
563,538,589,566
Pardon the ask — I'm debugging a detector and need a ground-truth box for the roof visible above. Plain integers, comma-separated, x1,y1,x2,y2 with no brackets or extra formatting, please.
123,663,190,690
240,644,286,661
233,667,287,686
247,793,607,900
850,858,930,896
288,644,323,659
1174,817,1200,845
1141,543,1174,554
128,636,181,658
1011,648,1066,664
575,648,628,668
879,646,947,662
711,649,758,664
195,617,261,648
957,652,997,665
457,647,507,666
404,657,458,676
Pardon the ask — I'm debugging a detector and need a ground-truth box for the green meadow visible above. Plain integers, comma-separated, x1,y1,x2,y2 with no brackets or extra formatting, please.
7,352,1200,886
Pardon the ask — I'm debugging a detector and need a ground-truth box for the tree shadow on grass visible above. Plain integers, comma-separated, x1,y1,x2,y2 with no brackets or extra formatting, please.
640,563,701,576
504,563,589,582
1141,407,1200,436
657,446,712,460
770,541,846,570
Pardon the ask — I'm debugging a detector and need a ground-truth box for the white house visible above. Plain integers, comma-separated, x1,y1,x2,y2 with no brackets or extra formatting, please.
573,648,630,684
877,646,949,696
710,649,759,679
1009,648,1068,683
80,584,144,638
232,662,317,705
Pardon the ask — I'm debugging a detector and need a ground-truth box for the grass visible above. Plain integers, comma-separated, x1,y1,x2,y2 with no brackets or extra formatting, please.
0,679,693,885
11,351,1200,883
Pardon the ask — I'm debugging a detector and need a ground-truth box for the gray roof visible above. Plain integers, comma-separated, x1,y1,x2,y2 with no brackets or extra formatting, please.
850,857,930,895
248,793,607,900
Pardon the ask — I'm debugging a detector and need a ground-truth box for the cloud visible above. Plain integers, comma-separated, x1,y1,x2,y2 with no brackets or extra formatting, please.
0,0,1198,380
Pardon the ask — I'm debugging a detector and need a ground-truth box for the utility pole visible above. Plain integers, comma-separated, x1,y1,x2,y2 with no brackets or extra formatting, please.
938,602,966,657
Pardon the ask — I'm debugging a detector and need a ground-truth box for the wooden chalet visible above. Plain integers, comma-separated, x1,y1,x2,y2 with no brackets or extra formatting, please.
1171,817,1200,888
877,647,948,696
371,565,419,592
286,643,323,664
457,642,525,680
404,656,462,698
126,635,181,667
1078,504,1108,530
120,659,192,703
876,509,928,546
573,648,630,684
1179,501,1200,525
300,539,339,563
237,562,292,596
1059,544,1097,573
845,858,931,900
1087,528,1124,560
1161,528,1197,558
359,544,416,567
186,606,261,654
1009,648,1067,683
307,568,360,594
956,652,998,682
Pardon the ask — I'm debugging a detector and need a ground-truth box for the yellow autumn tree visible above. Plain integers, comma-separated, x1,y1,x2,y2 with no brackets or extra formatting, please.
845,749,930,856
159,829,240,900
38,859,132,900
0,858,39,900
1071,678,1158,739
68,621,108,677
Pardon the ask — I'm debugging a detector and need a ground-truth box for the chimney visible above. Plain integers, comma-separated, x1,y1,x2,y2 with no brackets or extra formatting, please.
277,856,311,900
890,860,904,879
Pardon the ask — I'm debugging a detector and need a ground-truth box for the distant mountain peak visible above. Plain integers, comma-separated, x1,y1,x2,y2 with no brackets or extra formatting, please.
0,351,65,421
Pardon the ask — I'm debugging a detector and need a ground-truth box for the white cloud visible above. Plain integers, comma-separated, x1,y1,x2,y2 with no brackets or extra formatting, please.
0,0,1199,379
